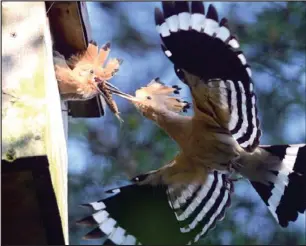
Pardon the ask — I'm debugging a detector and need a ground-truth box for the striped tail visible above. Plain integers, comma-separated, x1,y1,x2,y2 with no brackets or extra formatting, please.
250,144,306,227
77,171,233,245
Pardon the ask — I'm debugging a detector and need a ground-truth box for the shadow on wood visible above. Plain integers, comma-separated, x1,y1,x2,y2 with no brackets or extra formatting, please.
46,1,105,118
2,157,65,245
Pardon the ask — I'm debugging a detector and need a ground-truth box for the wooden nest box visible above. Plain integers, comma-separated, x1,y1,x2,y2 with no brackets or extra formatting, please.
2,2,103,245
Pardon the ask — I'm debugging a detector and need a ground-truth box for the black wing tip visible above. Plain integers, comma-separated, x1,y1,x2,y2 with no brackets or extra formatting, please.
79,203,93,209
191,1,204,14
76,216,96,226
207,4,219,21
174,1,190,13
83,227,105,240
103,239,117,245
162,1,176,18
154,7,164,26
220,17,229,28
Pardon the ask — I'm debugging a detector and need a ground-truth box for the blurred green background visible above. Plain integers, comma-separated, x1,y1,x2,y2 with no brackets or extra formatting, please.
68,2,306,245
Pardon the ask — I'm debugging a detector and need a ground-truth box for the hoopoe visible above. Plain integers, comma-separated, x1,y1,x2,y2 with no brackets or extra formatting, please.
78,2,306,245
54,40,129,122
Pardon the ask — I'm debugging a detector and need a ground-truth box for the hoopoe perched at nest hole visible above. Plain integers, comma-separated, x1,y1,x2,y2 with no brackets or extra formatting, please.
53,40,130,122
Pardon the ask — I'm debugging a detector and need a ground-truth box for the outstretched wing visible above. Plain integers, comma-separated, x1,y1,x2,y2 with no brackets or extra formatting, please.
155,1,261,152
77,171,233,245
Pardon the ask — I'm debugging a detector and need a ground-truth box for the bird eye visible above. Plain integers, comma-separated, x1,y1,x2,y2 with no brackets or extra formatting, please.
146,96,152,100
89,69,94,74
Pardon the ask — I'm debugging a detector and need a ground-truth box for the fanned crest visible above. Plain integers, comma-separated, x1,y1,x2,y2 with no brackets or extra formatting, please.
155,1,261,152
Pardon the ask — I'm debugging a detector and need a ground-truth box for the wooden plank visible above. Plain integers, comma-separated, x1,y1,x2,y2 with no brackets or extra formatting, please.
44,13,69,244
2,2,68,244
46,1,104,118
2,1,48,161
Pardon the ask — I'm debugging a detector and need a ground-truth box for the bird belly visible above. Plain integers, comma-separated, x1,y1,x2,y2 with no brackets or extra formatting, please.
183,131,241,172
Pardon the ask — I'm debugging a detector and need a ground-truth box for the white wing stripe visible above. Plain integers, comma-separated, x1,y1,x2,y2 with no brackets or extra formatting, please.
191,13,206,32
216,26,231,42
239,94,258,148
183,175,223,232
159,22,171,37
172,184,199,209
203,18,219,36
90,201,106,210
193,191,229,243
176,175,214,221
233,81,248,139
178,12,191,31
227,80,239,131
165,15,179,32
228,38,240,48
93,210,109,224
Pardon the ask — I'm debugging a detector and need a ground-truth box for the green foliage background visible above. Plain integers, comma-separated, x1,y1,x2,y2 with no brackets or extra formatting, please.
68,2,306,245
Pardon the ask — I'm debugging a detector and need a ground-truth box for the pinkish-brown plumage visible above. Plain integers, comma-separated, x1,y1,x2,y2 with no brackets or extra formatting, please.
54,41,124,121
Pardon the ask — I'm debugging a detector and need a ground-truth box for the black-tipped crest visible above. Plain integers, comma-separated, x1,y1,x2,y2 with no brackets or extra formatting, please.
102,42,111,51
89,40,97,46
117,58,123,65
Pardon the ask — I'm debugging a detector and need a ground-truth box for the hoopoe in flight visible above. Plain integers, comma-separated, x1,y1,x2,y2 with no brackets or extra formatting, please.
78,2,306,245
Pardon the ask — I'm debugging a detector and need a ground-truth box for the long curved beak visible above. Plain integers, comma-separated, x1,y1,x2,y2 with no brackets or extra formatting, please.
105,82,136,100
94,78,139,102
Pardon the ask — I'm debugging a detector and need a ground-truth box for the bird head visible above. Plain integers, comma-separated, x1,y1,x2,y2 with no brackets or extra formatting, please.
111,78,191,121
69,42,117,83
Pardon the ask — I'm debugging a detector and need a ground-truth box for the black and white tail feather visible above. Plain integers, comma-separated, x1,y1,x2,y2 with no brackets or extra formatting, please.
77,171,233,245
250,144,306,227
155,1,261,152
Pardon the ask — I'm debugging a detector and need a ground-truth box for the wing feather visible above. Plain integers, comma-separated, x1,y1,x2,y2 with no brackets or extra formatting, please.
155,1,261,151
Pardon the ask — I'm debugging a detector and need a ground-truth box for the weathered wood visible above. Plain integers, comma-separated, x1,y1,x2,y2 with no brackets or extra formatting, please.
46,1,105,118
2,2,68,244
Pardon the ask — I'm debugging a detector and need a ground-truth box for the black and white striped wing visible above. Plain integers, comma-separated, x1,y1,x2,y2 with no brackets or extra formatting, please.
77,171,233,245
155,1,261,151
167,172,233,245
252,144,306,227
